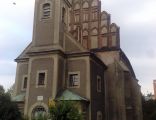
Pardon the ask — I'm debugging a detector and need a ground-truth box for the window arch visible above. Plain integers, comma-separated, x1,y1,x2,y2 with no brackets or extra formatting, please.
92,0,98,7
83,2,89,8
74,3,80,10
111,26,117,32
83,30,88,36
42,3,51,19
31,106,46,119
101,12,108,20
91,28,98,36
101,27,108,34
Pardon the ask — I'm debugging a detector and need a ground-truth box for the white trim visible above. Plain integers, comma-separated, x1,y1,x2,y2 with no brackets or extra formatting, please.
68,71,80,88
36,70,48,88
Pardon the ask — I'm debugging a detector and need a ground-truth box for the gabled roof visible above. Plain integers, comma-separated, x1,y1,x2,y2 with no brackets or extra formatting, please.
55,89,88,101
15,43,32,62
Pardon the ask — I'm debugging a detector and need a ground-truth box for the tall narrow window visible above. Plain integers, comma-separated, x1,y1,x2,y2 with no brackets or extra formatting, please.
92,11,98,20
42,3,51,19
83,30,88,48
22,75,28,90
83,12,88,21
23,77,28,89
97,76,102,92
62,7,66,23
74,13,80,23
38,72,45,85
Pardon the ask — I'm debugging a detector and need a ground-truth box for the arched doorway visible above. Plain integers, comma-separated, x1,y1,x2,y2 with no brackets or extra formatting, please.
31,106,47,119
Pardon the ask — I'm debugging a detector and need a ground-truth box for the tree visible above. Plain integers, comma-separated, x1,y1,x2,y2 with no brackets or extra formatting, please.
142,95,156,120
0,84,22,120
49,100,83,120
0,85,5,95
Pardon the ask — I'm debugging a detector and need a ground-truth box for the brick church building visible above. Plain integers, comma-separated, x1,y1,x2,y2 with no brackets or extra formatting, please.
13,0,143,120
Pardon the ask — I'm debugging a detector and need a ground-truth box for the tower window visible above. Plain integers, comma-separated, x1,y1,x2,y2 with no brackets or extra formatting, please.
38,73,45,85
22,75,28,90
62,7,66,23
42,3,51,19
97,76,102,92
36,70,47,87
68,72,80,88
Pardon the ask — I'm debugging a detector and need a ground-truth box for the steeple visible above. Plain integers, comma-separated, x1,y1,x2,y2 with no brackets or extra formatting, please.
30,0,71,52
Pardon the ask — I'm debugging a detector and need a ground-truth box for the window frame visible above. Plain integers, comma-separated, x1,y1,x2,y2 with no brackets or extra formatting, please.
68,71,80,88
97,75,102,92
36,70,48,88
40,2,52,21
21,75,28,91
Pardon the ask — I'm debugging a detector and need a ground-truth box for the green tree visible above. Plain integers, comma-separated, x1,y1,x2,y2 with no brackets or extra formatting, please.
0,84,22,120
49,100,83,120
0,85,5,95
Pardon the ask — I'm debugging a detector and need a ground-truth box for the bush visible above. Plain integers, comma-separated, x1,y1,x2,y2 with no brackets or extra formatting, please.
49,100,83,120
0,85,22,120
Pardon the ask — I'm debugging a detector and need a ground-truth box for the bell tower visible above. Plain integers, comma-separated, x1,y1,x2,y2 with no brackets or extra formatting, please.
31,0,71,51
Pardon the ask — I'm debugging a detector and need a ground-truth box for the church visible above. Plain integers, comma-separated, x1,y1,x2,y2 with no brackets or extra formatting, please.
13,0,143,120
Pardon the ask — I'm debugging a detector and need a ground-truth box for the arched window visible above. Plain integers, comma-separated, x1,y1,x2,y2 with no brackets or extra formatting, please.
101,12,108,20
74,3,80,10
83,30,88,37
91,28,98,48
42,3,51,19
31,106,46,119
83,2,89,8
83,11,89,21
74,13,80,23
111,26,117,32
62,7,66,23
92,0,98,7
92,11,98,20
101,27,107,34
91,28,98,36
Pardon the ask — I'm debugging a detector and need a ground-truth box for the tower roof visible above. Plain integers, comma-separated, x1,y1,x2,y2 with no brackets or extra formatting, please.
55,89,88,101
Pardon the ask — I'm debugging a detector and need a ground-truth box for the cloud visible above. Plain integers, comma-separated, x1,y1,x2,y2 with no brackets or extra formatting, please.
0,75,15,90
0,60,16,75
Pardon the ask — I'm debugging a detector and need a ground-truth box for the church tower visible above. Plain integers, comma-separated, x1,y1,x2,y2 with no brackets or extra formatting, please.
14,0,74,118
30,0,71,52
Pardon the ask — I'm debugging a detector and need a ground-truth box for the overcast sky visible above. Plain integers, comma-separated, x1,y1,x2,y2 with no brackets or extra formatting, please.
0,0,156,94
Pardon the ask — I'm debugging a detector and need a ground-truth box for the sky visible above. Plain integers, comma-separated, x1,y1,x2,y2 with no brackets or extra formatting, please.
0,0,156,94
